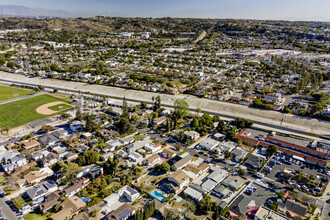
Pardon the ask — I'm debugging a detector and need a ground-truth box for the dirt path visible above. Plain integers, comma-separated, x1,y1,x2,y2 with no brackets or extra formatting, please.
36,101,66,115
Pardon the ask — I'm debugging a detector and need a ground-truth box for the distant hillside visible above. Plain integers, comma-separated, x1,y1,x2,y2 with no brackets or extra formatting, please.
0,15,327,34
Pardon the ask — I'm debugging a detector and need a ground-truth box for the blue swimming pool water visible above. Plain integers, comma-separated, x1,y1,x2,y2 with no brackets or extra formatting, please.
80,197,91,203
59,151,71,158
149,189,166,202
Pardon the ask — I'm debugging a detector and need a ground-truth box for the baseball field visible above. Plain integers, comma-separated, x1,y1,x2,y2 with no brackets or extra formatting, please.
0,93,71,129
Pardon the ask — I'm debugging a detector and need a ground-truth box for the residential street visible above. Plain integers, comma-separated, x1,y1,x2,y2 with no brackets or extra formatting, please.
0,196,20,220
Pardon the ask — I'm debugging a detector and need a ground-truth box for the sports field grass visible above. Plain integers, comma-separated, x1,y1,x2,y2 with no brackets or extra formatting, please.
48,103,71,111
0,94,70,129
0,85,35,102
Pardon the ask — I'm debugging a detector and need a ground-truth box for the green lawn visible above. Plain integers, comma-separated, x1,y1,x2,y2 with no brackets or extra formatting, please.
0,85,35,102
24,213,48,220
48,103,71,111
0,94,70,129
11,197,26,209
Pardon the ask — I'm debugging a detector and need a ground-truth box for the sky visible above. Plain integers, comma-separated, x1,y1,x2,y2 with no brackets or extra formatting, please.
0,0,329,21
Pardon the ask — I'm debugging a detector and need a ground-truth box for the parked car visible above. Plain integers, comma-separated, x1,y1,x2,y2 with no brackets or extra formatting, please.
256,172,264,179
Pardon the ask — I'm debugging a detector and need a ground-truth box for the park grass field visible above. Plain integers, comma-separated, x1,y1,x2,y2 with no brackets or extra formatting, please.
0,94,70,129
48,103,71,111
0,85,35,102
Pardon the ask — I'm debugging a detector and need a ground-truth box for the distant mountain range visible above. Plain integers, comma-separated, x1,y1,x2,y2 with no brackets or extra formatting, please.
0,5,98,18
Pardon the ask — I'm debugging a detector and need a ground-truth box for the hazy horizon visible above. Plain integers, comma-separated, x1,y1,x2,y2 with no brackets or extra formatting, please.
0,0,329,22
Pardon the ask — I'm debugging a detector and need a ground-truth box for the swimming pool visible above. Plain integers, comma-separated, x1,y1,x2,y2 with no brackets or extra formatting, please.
59,151,71,158
149,189,166,202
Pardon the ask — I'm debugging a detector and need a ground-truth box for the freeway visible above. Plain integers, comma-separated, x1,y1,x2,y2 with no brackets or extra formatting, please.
0,71,329,138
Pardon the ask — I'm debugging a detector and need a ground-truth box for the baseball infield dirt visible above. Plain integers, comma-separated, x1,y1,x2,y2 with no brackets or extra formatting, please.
36,101,67,115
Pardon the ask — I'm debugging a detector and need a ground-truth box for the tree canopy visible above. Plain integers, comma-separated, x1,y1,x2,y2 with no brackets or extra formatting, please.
174,98,189,118
266,144,278,156
76,150,100,166
155,162,170,173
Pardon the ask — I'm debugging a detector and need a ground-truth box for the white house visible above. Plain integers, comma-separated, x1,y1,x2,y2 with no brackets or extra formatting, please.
144,143,161,153
105,138,123,151
128,151,143,163
69,121,83,133
198,138,221,152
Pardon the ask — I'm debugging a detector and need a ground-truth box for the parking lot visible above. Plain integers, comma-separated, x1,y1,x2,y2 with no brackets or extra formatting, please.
244,184,277,207
263,155,328,182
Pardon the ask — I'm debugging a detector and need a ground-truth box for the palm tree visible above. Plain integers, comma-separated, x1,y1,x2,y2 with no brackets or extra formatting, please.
295,169,303,182
308,175,315,184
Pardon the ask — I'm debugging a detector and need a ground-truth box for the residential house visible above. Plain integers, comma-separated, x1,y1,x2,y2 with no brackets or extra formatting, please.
222,176,246,191
184,131,200,140
101,186,140,213
183,164,202,179
218,141,237,154
126,139,151,153
40,191,61,213
98,129,119,138
229,194,256,217
213,133,226,141
76,164,103,179
106,203,136,220
160,148,177,159
118,150,128,159
278,199,307,219
63,178,89,197
18,139,40,150
212,184,233,198
101,152,114,161
144,154,161,166
76,144,90,153
38,134,60,146
171,154,192,171
144,143,161,153
254,206,289,220
32,150,50,161
70,121,83,133
245,154,266,169
64,152,78,163
198,138,220,152
0,149,20,162
184,185,204,202
201,179,218,192
52,129,69,139
50,145,67,154
50,196,86,220
207,168,229,184
128,151,143,163
152,116,167,126
232,147,248,163
24,180,58,201
40,153,59,167
121,136,135,145
165,170,190,193
264,93,284,103
24,167,54,185
105,138,123,151
1,153,27,173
